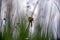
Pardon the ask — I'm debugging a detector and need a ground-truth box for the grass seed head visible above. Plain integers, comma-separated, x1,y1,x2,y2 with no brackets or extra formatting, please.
28,17,33,23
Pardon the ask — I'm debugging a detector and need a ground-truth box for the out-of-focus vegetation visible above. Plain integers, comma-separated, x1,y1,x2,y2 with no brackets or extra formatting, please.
1,0,56,40
2,17,54,40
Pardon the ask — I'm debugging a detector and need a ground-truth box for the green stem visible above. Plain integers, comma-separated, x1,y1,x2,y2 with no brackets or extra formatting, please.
31,0,40,17
24,22,30,40
25,22,30,33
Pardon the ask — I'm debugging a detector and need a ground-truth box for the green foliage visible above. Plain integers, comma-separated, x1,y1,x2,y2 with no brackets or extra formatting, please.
2,25,12,40
17,18,30,40
2,19,12,40
2,17,54,40
32,24,42,40
0,32,2,40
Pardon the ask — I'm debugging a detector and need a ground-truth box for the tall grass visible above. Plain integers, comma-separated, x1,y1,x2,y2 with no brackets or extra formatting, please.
16,17,29,40
2,20,12,40
2,16,55,40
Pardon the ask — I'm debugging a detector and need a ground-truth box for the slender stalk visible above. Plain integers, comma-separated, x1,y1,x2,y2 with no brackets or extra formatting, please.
31,0,40,17
24,22,30,39
25,22,30,33
54,1,60,13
